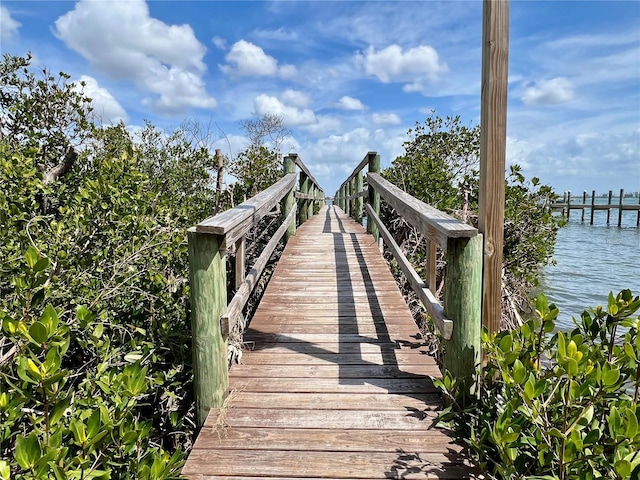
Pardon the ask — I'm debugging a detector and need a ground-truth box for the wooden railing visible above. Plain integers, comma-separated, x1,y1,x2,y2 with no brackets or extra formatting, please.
188,154,324,427
335,152,482,390
551,189,640,227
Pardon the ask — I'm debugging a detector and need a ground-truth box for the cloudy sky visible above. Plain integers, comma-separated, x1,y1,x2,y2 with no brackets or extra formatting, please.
2,0,639,196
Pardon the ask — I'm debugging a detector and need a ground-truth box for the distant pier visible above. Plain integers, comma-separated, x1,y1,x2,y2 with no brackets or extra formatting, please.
550,189,640,227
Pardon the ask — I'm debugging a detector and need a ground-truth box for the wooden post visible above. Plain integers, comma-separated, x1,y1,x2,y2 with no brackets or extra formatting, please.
637,195,640,227
235,237,245,290
607,190,613,225
346,180,352,217
581,191,586,222
566,191,571,220
283,155,296,240
367,153,380,241
478,0,509,336
188,230,228,428
618,189,624,227
426,240,437,290
590,190,596,225
355,170,364,224
308,184,314,219
215,149,224,214
443,235,483,397
299,171,309,225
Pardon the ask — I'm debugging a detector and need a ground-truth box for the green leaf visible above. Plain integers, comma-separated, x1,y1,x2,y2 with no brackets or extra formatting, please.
33,257,50,273
50,394,72,426
513,359,526,384
14,433,41,470
615,460,631,478
29,321,48,344
40,304,59,335
0,460,10,480
25,247,38,268
536,294,549,316
602,367,620,387
626,408,638,439
124,352,143,363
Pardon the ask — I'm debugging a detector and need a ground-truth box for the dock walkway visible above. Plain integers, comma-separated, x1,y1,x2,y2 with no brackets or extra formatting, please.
183,206,477,479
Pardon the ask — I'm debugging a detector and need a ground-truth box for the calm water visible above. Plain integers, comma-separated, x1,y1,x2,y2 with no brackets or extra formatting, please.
540,198,640,330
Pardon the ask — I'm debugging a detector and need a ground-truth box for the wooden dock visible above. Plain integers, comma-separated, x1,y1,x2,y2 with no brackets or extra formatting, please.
182,206,478,479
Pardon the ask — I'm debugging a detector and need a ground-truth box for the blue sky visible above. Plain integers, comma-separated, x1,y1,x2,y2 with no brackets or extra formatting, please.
2,0,639,197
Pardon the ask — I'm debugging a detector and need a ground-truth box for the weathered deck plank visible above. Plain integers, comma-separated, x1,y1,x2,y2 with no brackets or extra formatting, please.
182,206,479,479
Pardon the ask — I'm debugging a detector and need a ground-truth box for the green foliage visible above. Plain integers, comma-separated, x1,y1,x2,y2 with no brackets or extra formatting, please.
384,114,479,212
0,54,213,478
0,145,190,478
435,290,640,479
382,113,560,322
0,52,92,173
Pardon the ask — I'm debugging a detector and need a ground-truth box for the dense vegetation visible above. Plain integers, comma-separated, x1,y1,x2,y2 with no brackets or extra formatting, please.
0,54,286,479
436,290,640,479
382,114,560,329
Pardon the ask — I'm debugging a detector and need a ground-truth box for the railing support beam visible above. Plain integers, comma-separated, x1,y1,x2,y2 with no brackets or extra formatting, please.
443,234,483,398
283,155,296,240
188,230,228,428
367,153,380,241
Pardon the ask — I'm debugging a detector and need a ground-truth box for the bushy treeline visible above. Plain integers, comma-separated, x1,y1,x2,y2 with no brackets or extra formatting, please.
0,54,286,479
382,114,560,328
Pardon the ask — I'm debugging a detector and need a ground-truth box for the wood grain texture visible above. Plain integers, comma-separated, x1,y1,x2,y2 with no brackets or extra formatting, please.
183,206,476,479
478,0,509,335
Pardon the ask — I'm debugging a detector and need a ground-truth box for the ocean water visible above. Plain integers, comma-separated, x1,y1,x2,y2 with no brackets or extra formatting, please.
539,198,640,330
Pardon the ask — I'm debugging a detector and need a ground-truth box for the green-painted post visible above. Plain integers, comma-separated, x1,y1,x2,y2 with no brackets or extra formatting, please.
299,171,309,225
188,230,228,428
283,155,296,240
308,184,314,219
355,170,364,224
443,234,483,400
367,153,380,240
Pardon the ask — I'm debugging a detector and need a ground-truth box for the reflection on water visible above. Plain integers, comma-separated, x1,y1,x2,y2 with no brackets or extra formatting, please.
540,208,640,330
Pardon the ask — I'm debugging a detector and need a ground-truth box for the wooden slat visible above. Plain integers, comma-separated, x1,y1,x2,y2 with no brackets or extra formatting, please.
183,450,476,479
212,392,441,410
193,426,457,452
367,173,477,249
183,206,475,479
293,154,323,193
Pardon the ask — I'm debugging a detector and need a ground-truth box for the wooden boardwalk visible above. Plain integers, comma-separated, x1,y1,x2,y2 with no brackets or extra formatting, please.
183,206,478,479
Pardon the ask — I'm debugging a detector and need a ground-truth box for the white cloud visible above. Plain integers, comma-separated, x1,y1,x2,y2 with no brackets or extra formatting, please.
212,36,227,50
253,27,298,41
372,112,401,125
336,96,366,111
302,115,343,137
521,77,575,106
281,89,311,108
54,0,215,114
220,40,296,78
254,92,316,126
74,75,128,124
355,44,448,91
0,6,21,42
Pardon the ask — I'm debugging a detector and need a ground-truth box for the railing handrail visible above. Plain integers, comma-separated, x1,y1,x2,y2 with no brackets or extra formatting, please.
367,173,477,250
292,154,324,195
195,173,296,243
343,151,377,186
